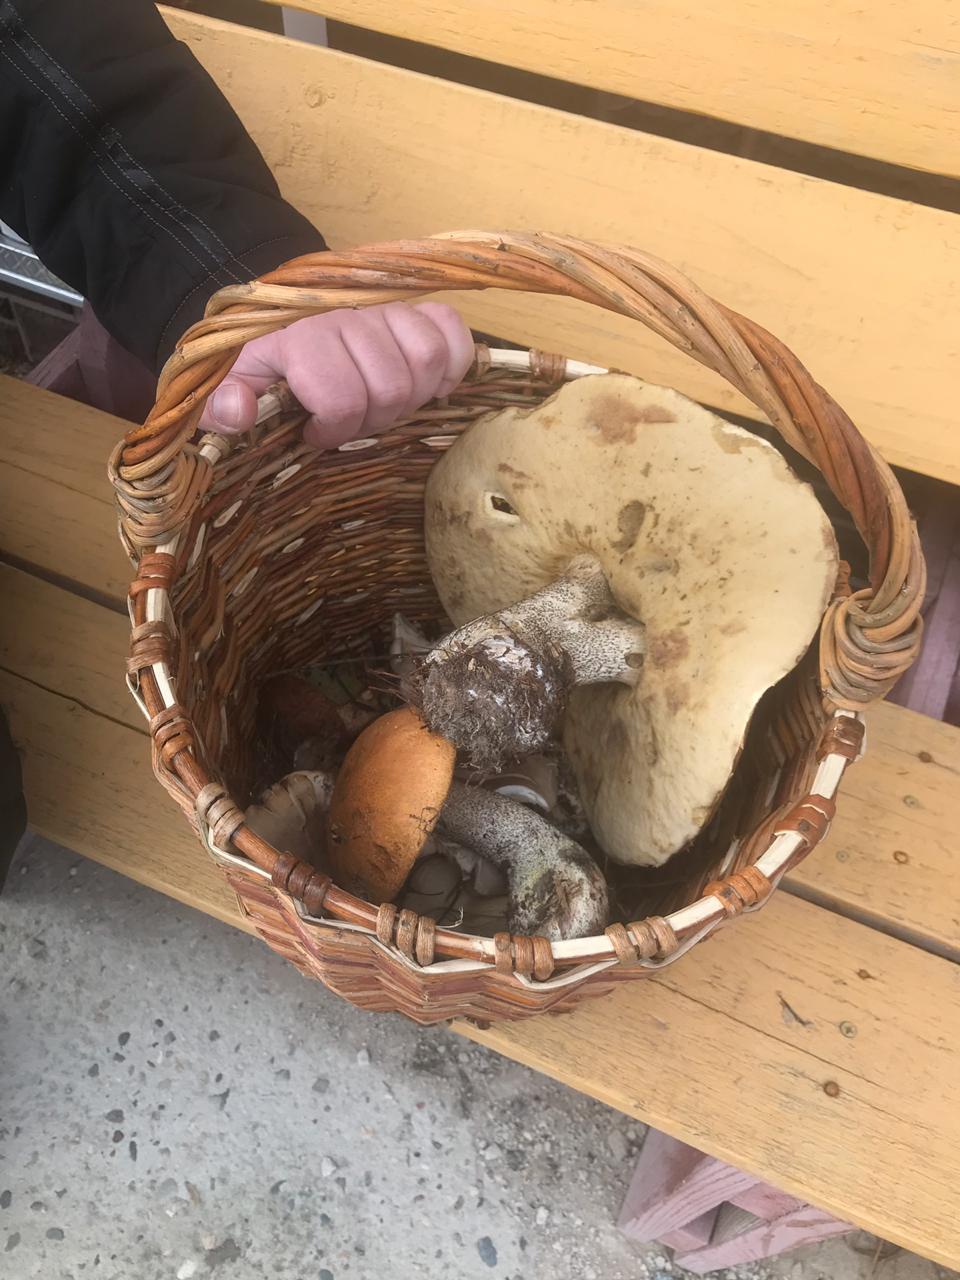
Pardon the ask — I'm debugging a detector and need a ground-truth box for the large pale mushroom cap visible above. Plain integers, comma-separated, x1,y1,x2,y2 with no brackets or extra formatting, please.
424,373,838,867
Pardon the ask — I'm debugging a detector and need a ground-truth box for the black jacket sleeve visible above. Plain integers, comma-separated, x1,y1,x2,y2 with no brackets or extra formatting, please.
0,0,327,370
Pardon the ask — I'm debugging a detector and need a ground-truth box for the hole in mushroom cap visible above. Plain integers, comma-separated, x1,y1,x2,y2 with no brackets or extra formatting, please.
485,493,520,521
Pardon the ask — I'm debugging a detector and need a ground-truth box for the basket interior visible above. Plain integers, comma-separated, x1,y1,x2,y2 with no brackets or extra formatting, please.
167,360,830,926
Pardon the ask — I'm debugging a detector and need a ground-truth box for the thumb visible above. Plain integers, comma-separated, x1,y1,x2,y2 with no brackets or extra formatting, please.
200,377,260,434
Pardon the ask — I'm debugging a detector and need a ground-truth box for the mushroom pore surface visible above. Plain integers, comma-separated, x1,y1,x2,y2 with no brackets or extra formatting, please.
423,373,838,867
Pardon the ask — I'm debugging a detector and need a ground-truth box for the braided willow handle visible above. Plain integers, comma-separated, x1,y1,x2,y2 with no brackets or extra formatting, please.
110,231,923,710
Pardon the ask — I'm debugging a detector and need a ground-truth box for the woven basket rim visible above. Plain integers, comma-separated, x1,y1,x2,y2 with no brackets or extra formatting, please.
116,232,924,989
127,346,865,976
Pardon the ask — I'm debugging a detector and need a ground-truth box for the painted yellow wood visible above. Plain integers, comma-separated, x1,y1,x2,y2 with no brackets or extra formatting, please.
792,701,960,960
162,11,960,484
0,377,130,605
3,647,958,1263
1,524,956,962
458,892,960,1268
260,0,960,178
0,670,245,930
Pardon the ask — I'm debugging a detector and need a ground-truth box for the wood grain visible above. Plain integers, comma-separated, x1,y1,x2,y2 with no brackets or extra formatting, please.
790,702,960,960
162,9,960,484
260,0,960,178
4,648,958,1264
0,563,139,731
2,385,957,955
619,1127,756,1239
673,1200,852,1273
0,670,245,930
459,895,960,1268
0,377,130,605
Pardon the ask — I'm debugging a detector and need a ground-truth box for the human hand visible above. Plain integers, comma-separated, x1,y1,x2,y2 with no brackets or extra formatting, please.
199,302,474,449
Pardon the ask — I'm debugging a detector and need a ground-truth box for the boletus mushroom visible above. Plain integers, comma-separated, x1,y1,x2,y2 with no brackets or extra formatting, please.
410,554,645,767
326,707,456,904
327,708,608,939
416,373,839,867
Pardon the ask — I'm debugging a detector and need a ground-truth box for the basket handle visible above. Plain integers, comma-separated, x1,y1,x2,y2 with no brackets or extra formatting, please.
110,230,922,709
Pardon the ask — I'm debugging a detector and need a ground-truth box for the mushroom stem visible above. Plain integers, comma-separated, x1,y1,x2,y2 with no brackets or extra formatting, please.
410,555,644,768
438,782,608,941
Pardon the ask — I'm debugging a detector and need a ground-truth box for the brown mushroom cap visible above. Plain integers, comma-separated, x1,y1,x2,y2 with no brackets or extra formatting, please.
326,707,456,903
424,373,838,867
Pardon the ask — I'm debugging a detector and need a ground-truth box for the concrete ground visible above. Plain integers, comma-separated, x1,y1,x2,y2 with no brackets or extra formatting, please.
1,837,954,1280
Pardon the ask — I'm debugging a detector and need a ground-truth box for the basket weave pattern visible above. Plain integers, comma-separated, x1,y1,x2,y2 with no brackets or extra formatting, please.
112,234,924,1024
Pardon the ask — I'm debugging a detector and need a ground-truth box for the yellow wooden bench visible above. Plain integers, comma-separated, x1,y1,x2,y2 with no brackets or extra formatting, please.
1,2,958,1269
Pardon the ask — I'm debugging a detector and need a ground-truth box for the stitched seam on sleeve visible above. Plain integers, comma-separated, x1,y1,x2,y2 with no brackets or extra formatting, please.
14,10,249,274
0,45,216,277
156,233,317,362
3,2,244,284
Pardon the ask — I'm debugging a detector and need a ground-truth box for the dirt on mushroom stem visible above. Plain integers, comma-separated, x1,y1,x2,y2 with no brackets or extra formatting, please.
409,635,570,772
438,782,609,940
408,556,645,771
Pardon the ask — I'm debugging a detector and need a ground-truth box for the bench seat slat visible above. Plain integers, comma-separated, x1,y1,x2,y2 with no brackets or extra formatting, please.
2,654,958,1266
2,379,958,955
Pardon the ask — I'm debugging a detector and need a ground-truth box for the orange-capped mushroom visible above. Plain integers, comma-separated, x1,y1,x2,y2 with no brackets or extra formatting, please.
326,707,456,903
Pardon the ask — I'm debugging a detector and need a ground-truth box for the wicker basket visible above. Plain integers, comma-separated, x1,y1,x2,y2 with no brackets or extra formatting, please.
111,233,924,1026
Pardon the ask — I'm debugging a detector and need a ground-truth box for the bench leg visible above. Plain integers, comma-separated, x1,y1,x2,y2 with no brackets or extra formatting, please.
619,1129,852,1273
617,1127,757,1240
673,1202,853,1274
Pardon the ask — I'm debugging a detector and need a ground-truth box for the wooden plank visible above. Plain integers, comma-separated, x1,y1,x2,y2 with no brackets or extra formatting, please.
0,377,130,606
673,1201,852,1274
4,651,959,1265
619,1131,852,1272
460,900,960,1269
0,670,245,930
789,701,960,960
260,0,960,179
162,10,960,484
2,385,957,956
0,563,139,731
618,1127,756,1240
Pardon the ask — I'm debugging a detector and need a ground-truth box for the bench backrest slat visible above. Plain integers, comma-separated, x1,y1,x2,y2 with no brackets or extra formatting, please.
258,0,960,178
167,10,960,485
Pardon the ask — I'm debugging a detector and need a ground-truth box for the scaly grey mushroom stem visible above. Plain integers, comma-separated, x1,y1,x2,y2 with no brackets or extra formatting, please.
438,782,608,941
410,555,645,769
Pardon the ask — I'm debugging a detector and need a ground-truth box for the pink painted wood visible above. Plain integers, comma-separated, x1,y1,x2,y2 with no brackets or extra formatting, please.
659,1209,718,1252
731,1183,804,1220
617,1128,757,1240
27,305,156,424
619,1129,852,1270
887,474,960,726
673,1202,853,1274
